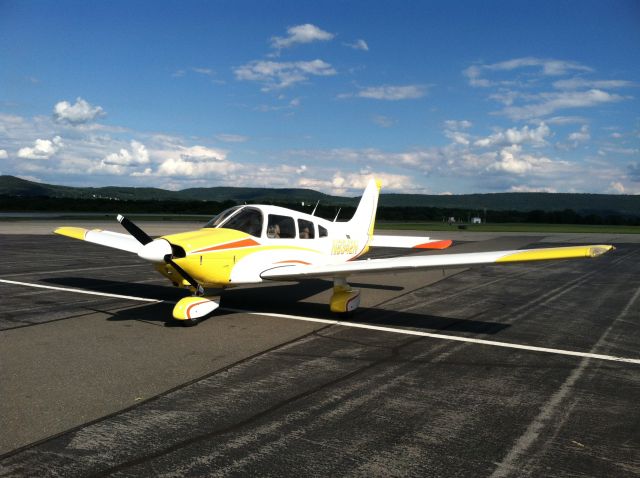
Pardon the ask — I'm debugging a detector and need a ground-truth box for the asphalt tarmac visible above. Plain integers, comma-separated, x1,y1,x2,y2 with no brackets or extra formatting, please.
0,227,639,477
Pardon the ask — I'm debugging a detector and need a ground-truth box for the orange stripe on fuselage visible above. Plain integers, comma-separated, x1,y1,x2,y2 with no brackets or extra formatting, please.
275,260,312,265
193,238,260,253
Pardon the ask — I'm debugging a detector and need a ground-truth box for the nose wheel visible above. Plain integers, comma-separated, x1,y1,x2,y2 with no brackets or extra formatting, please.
172,295,220,326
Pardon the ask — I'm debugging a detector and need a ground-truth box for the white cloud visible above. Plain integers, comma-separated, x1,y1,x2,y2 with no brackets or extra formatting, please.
599,146,640,156
501,89,624,120
215,133,249,143
0,149,7,159
444,120,472,130
103,141,149,166
445,131,470,146
345,39,369,51
139,143,229,178
17,136,63,159
53,98,105,124
156,157,236,177
192,67,215,76
270,24,334,50
465,57,593,87
351,85,426,100
443,120,473,145
568,125,590,143
487,145,556,175
487,58,592,75
545,116,587,125
553,78,635,90
372,115,395,128
463,65,492,87
509,185,557,193
179,145,226,162
234,59,336,90
475,123,550,147
329,171,418,194
608,181,625,194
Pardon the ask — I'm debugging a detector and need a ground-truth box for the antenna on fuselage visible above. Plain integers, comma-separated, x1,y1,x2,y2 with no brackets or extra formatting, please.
311,200,320,216
333,208,341,222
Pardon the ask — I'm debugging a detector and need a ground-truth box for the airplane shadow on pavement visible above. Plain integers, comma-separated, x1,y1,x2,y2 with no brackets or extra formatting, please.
43,276,509,335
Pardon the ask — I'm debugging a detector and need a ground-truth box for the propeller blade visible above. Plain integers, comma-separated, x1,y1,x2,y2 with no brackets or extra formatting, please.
164,255,204,296
117,214,153,245
117,214,203,295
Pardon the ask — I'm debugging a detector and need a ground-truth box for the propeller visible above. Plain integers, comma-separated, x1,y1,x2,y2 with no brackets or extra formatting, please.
117,214,204,296
117,214,153,245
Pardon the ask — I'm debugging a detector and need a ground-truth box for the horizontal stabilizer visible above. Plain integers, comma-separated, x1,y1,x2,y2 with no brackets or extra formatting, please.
54,227,141,254
261,244,614,281
371,235,452,249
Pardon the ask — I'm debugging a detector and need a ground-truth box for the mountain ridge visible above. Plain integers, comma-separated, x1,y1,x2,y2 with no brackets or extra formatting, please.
1,175,639,216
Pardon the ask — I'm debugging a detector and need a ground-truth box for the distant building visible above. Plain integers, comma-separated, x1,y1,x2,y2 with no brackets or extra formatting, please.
471,217,482,224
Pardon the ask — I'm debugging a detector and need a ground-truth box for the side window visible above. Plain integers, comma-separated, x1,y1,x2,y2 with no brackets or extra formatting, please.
298,219,315,239
222,208,263,237
267,215,295,239
319,225,328,237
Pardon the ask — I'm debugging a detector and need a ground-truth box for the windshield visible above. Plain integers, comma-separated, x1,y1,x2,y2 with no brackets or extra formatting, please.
204,206,242,228
217,207,263,237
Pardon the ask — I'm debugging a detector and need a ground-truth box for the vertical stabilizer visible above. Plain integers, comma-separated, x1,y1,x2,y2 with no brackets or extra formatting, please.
348,178,381,238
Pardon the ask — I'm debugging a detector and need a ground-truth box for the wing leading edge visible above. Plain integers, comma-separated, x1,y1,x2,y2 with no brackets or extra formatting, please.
260,244,614,281
55,227,141,254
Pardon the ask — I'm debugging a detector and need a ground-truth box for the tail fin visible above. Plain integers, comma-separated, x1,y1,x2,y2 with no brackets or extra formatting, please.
348,178,381,238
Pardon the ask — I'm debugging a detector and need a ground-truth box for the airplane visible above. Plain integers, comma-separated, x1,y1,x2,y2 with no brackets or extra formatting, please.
55,179,614,325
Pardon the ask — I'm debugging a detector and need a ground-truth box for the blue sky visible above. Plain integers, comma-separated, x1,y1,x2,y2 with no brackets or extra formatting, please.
1,0,639,194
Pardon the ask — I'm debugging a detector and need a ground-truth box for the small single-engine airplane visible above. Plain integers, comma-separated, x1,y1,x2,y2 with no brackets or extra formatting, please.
55,179,614,325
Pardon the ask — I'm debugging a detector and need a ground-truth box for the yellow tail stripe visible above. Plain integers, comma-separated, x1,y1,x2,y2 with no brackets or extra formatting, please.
496,245,614,263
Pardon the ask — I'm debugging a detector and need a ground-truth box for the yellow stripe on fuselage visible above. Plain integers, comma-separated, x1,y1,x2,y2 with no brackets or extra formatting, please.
496,245,614,263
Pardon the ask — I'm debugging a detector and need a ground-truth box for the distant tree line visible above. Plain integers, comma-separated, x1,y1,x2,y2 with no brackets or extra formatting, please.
1,196,639,226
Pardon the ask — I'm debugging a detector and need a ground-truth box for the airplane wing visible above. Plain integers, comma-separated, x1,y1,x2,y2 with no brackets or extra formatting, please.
371,235,452,249
261,244,614,281
54,227,141,254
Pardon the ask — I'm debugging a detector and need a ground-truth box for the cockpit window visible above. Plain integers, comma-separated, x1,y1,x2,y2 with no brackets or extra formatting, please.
204,206,242,228
218,207,263,237
298,219,315,239
267,214,295,239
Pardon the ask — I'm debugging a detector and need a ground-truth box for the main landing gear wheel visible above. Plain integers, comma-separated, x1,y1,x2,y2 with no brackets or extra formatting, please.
330,278,361,314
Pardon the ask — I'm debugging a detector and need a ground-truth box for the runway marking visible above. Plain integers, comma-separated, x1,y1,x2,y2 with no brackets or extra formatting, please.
3,278,638,365
0,279,161,303
2,263,149,278
223,307,640,365
489,284,640,478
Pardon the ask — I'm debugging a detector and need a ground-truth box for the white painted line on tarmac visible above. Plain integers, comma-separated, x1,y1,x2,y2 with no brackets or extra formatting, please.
3,279,637,365
0,279,161,303
222,307,640,365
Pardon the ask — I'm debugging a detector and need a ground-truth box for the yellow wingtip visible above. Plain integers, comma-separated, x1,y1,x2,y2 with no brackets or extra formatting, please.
54,226,89,241
497,244,615,263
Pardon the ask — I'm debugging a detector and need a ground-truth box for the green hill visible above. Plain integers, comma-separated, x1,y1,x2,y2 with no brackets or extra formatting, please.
1,175,639,216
